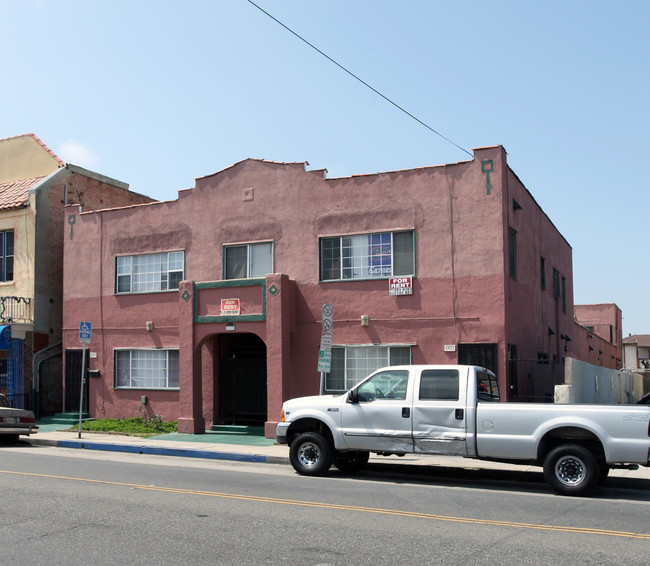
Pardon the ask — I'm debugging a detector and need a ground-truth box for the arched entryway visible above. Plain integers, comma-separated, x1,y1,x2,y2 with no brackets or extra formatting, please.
216,333,267,426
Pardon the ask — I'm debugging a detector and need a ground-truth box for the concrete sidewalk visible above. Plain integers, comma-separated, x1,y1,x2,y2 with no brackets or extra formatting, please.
26,429,291,465
23,428,650,484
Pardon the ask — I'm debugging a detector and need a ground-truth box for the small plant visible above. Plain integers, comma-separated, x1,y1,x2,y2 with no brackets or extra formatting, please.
145,414,165,431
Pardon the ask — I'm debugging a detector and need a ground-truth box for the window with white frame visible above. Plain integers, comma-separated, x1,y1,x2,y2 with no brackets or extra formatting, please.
114,349,179,389
319,231,414,281
223,242,273,279
0,229,14,282
324,345,412,392
115,251,184,294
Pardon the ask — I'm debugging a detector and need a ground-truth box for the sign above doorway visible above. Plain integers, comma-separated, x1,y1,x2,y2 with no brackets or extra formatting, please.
221,299,240,316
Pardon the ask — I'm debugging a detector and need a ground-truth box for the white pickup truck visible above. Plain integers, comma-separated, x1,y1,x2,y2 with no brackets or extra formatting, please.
276,365,650,496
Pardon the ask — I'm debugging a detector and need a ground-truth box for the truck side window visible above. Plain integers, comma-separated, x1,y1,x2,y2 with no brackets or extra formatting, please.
477,371,500,401
356,370,409,402
419,369,459,401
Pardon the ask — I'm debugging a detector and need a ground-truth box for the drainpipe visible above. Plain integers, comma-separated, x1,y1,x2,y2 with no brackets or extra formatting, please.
32,341,62,420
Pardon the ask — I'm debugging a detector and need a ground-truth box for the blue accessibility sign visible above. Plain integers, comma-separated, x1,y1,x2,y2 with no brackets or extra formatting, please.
79,321,92,344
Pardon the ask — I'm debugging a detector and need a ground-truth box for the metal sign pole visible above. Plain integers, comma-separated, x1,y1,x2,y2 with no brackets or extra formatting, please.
77,321,91,438
78,342,86,438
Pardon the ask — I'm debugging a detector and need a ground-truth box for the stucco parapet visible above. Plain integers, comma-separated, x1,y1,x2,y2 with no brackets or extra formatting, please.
195,158,309,182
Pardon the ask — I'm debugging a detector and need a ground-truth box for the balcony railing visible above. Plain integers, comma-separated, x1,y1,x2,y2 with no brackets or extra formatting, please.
0,296,33,324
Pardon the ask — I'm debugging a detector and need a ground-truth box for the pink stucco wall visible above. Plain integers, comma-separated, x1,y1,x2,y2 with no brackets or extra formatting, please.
62,146,600,434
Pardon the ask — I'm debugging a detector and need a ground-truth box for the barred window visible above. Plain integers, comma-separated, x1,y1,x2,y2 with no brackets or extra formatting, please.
114,349,179,389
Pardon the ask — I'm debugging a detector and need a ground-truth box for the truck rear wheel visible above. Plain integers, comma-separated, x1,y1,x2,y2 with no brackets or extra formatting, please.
543,444,598,496
289,432,333,476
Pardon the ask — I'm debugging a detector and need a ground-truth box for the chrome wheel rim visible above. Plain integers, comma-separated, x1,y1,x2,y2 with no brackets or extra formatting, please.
298,441,320,468
555,455,586,486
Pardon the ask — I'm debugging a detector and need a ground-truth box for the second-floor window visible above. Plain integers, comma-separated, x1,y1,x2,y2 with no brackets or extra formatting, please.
319,231,414,281
0,230,14,283
115,251,184,294
223,242,273,279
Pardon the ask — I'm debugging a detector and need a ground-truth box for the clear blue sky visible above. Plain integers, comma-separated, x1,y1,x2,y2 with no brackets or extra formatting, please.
2,0,649,336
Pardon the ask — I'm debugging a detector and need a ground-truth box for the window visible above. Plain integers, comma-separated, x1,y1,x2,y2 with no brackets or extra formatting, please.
477,371,500,401
508,227,517,280
319,231,414,281
224,242,272,279
116,251,184,294
115,349,179,389
540,256,546,290
561,276,567,312
325,345,412,392
553,268,561,298
356,369,409,402
419,369,459,401
0,230,14,282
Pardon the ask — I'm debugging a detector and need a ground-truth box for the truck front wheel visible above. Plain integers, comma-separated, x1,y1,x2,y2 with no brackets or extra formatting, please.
543,444,598,496
289,432,333,476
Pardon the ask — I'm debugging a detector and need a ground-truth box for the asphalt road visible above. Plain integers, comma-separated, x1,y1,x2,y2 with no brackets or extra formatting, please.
1,443,649,565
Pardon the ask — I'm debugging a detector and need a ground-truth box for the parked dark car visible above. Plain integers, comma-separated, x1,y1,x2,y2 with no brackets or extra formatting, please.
0,394,38,443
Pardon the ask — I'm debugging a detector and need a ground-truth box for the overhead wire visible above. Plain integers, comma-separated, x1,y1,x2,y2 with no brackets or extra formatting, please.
246,0,473,158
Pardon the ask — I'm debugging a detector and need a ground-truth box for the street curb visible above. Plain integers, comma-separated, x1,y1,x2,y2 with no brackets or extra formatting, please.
27,437,290,465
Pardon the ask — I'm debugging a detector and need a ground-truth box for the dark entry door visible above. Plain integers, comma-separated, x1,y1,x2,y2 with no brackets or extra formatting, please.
219,334,267,426
65,349,89,414
38,353,63,418
457,343,498,376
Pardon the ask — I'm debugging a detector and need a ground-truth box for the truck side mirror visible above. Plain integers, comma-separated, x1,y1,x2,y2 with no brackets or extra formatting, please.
347,389,359,404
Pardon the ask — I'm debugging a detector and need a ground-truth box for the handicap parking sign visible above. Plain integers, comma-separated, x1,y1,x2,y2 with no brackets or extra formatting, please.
79,321,92,344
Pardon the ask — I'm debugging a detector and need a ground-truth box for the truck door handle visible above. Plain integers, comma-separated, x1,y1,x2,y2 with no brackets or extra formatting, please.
402,407,410,418
455,409,464,420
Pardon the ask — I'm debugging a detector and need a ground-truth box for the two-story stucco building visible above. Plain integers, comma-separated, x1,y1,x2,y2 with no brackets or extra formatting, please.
61,145,621,436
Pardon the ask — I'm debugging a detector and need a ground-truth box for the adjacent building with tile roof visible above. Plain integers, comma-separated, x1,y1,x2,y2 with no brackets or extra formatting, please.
0,134,154,414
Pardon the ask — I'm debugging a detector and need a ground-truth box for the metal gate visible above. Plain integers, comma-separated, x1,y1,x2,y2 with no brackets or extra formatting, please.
38,353,63,417
1,339,25,408
508,358,563,402
219,357,267,425
65,349,89,414
218,333,267,426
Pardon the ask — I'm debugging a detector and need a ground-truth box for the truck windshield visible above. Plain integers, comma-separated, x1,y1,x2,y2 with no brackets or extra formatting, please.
477,371,500,401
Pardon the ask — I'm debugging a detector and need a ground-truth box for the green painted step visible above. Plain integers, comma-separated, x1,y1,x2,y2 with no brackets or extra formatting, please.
209,425,265,436
38,412,93,425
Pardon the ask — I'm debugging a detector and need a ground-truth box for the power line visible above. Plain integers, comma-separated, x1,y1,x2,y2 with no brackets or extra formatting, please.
247,0,473,158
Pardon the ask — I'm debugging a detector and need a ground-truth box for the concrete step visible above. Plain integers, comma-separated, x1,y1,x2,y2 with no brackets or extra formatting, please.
39,412,93,425
209,425,265,436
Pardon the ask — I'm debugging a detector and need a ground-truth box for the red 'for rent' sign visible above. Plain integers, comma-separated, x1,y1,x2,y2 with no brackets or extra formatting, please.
389,277,413,296
221,298,240,315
